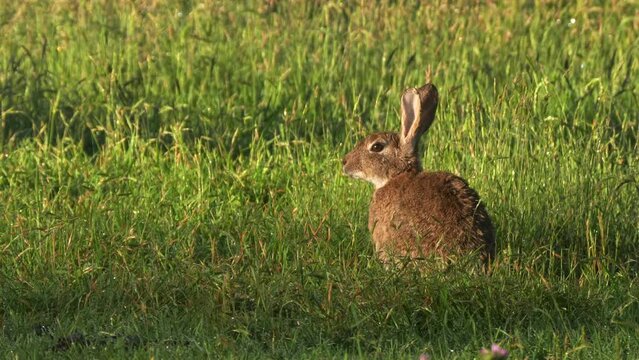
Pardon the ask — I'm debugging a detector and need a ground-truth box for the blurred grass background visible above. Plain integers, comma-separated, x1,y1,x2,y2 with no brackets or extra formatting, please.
1,0,638,358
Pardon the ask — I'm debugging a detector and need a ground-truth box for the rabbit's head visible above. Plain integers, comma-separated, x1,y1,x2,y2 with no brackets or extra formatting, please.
342,83,438,188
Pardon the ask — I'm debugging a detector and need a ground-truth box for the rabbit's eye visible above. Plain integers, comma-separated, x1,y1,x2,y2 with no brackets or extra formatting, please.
370,142,385,153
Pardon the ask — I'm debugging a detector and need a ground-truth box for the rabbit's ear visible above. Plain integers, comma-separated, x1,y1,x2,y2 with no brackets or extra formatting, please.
400,83,438,154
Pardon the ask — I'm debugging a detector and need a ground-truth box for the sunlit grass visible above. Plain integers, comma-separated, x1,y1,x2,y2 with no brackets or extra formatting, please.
1,0,638,358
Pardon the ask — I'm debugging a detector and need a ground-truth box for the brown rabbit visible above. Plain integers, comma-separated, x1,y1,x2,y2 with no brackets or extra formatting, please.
342,83,495,263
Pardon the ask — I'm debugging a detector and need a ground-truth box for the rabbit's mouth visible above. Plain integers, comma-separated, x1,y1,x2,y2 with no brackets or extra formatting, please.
343,167,388,189
343,166,364,180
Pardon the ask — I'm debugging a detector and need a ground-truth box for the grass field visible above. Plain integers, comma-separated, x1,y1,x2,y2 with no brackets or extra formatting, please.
1,0,638,358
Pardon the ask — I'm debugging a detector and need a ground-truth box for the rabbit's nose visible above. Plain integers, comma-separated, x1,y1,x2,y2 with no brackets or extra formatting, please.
342,157,347,166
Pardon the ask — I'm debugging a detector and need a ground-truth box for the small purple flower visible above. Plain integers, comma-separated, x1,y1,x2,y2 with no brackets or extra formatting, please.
479,343,509,359
491,343,509,357
418,353,431,360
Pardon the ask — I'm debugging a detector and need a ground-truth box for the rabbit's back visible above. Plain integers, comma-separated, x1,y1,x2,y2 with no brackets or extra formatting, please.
369,171,494,261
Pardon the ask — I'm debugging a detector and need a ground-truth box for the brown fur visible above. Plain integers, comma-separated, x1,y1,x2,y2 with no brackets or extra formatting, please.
342,83,495,263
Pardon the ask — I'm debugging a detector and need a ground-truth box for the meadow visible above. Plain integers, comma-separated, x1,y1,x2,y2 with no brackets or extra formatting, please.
1,0,638,358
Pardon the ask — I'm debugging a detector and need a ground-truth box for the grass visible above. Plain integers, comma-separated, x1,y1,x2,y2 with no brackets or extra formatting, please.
1,0,638,358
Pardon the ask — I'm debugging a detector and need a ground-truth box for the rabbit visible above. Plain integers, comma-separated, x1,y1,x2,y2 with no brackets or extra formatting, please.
342,83,495,264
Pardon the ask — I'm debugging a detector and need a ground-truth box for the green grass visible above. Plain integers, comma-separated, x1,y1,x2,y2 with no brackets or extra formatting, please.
1,0,638,358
